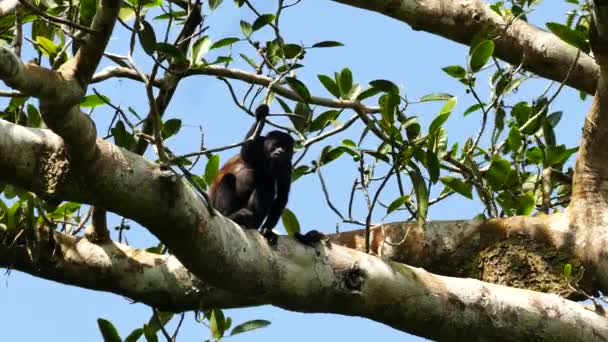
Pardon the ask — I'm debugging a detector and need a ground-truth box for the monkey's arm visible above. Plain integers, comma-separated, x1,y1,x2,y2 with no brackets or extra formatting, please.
263,168,291,231
241,105,269,164
245,104,269,139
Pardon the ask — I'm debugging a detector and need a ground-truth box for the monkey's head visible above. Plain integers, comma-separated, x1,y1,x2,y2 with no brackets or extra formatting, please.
264,131,294,169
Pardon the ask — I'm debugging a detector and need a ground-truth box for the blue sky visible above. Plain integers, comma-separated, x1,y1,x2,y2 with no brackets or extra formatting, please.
0,1,588,341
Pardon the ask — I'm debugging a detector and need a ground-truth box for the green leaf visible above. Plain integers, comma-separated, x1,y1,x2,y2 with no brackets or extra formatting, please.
369,79,399,94
386,195,410,214
119,7,136,21
161,118,182,140
138,20,157,55
211,37,239,49
442,65,466,79
507,126,522,152
526,147,543,164
239,53,259,69
546,111,563,127
310,110,340,131
563,263,572,279
545,145,577,167
338,68,353,96
49,202,81,220
428,97,456,136
27,104,42,128
546,22,590,53
111,121,135,150
209,0,223,10
192,35,212,64
311,41,344,48
79,0,98,27
426,150,440,183
291,165,310,182
97,319,122,342
35,36,58,56
320,146,345,165
357,87,381,101
440,176,472,199
291,102,311,132
469,40,494,72
408,163,428,226
204,155,221,185
81,94,110,108
516,192,535,215
486,157,511,190
210,309,226,341
143,324,158,342
379,92,400,125
285,77,311,102
124,328,143,342
463,103,484,116
155,43,182,59
240,20,252,37
252,14,275,31
420,93,453,102
282,44,304,59
281,208,300,236
231,320,271,336
317,74,340,97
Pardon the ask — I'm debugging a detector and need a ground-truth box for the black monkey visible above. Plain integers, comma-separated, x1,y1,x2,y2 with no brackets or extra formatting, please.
210,105,324,245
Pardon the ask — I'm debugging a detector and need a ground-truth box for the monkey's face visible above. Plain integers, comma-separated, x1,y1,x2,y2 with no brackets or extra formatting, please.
264,131,294,168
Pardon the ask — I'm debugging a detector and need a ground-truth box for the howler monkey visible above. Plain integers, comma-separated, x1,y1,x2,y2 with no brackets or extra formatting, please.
210,105,323,245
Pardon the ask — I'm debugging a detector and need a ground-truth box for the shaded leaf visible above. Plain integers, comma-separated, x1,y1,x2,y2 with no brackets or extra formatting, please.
192,36,212,63
209,0,223,10
161,118,182,140
387,195,410,214
97,319,121,342
240,20,252,37
469,40,494,72
317,74,340,97
408,163,428,225
338,68,353,96
252,14,275,31
81,94,110,108
311,41,344,48
285,77,311,102
440,176,472,199
310,110,340,132
138,20,157,55
281,208,300,235
516,192,535,215
442,65,466,79
211,37,239,49
230,320,271,336
204,155,221,185
420,93,453,102
369,79,399,94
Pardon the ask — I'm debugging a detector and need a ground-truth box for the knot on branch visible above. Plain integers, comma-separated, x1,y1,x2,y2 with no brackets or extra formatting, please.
39,146,72,197
343,262,366,292
0,47,22,80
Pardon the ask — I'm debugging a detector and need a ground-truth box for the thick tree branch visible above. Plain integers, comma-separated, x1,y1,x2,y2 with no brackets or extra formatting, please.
0,119,606,340
0,229,261,311
61,0,122,86
330,216,608,297
0,48,82,105
331,0,599,94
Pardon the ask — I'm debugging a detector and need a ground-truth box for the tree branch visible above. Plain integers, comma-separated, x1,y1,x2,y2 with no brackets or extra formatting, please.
0,228,261,311
0,119,606,340
330,0,599,94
